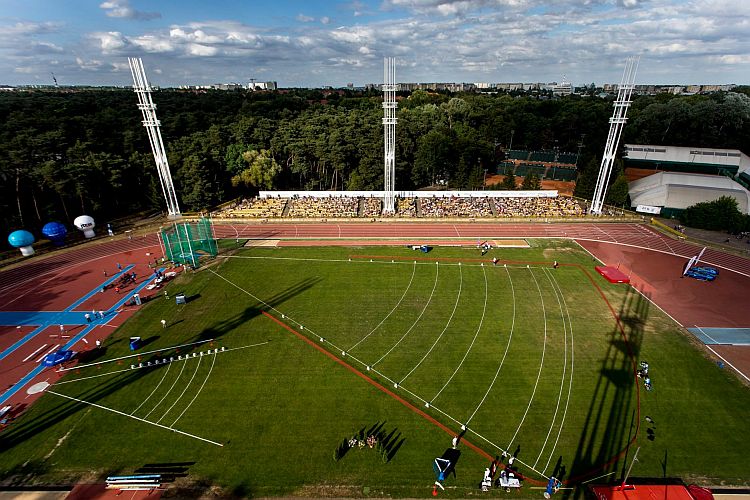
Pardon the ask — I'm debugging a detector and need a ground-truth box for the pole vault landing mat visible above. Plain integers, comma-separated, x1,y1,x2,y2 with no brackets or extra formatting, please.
595,266,630,284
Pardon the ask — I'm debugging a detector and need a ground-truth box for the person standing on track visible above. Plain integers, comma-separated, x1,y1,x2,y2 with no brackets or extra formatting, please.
84,313,91,323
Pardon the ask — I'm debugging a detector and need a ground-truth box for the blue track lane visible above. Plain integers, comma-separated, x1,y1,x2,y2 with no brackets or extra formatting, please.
0,269,163,405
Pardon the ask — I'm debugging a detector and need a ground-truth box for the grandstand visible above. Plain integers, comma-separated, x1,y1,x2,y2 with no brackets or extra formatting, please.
210,190,590,219
497,149,578,181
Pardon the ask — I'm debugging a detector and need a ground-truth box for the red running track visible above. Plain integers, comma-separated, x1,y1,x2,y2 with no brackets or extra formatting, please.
0,234,164,414
215,222,750,277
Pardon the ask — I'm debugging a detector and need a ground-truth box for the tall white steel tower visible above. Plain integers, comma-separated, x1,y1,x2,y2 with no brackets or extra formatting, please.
128,57,181,218
382,57,397,214
589,56,639,215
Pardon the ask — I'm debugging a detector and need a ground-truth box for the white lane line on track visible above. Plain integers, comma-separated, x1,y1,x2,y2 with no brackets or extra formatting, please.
464,264,517,426
430,264,488,405
372,262,440,366
505,267,547,450
543,269,575,475
0,240,160,302
23,344,48,363
348,261,417,351
573,238,750,278
399,264,463,384
36,344,60,363
533,267,569,468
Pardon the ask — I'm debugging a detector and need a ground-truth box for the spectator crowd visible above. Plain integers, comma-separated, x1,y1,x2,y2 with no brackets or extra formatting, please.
212,195,586,219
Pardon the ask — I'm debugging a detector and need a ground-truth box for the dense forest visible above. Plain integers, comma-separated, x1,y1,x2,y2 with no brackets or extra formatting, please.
1,86,750,236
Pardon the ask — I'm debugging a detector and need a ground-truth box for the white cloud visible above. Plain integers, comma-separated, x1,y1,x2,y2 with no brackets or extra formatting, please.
76,57,104,70
90,31,128,53
100,0,160,21
3,0,749,86
187,43,218,56
321,16,331,25
131,35,174,53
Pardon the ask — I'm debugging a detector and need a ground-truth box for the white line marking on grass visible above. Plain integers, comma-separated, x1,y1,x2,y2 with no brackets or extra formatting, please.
37,344,60,363
157,355,203,424
58,338,214,372
505,267,547,450
465,265,517,426
348,261,417,351
372,263,440,367
143,355,188,419
430,265,488,404
23,344,48,363
399,265,463,384
172,350,218,427
54,366,134,385
131,362,173,416
533,267,568,468
56,342,268,387
414,393,550,480
47,390,223,447
223,255,353,264
542,270,575,475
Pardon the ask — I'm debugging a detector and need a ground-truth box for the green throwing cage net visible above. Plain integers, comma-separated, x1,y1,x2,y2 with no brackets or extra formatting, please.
160,218,218,268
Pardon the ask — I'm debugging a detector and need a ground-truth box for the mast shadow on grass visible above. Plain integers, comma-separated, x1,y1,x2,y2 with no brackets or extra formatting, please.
191,276,321,343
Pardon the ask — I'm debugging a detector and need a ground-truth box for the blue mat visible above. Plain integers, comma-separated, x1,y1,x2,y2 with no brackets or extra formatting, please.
688,327,750,345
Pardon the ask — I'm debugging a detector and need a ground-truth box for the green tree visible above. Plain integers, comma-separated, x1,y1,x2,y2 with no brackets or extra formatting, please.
500,169,517,190
680,196,744,231
231,149,281,191
521,171,542,190
605,168,629,207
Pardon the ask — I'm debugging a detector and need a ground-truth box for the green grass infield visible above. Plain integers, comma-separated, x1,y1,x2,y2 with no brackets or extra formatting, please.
1,240,748,497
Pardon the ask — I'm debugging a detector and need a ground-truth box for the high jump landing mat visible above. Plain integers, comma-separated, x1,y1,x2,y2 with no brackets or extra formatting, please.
595,265,630,284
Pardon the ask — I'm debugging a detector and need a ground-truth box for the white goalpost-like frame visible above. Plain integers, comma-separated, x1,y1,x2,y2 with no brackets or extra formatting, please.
589,56,639,215
382,57,398,214
128,57,182,218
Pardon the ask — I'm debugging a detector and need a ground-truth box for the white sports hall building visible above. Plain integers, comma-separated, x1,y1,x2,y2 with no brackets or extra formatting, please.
624,144,750,217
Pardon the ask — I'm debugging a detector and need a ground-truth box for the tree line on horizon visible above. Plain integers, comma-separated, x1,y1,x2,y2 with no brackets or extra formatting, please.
1,86,750,238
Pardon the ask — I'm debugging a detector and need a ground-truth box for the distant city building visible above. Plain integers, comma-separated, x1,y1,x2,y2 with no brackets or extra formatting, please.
248,81,277,91
603,83,735,95
213,83,244,91
552,81,573,97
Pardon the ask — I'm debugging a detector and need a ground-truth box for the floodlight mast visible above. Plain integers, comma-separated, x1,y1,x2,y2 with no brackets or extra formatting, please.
589,56,639,215
382,57,398,214
128,57,181,218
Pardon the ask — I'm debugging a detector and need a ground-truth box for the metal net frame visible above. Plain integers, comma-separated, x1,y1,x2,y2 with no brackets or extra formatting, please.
160,218,218,268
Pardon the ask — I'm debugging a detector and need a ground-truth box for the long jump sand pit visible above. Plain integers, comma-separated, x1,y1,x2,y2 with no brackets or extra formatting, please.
490,239,530,248
243,239,281,247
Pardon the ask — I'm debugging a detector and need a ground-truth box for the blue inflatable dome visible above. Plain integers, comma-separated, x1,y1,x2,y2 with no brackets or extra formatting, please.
8,230,35,248
42,221,67,245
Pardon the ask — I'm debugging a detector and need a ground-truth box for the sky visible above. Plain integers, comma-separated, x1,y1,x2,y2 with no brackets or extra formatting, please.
1,0,749,88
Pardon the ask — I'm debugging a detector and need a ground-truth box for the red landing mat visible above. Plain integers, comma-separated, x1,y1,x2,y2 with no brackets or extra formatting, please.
595,265,630,284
